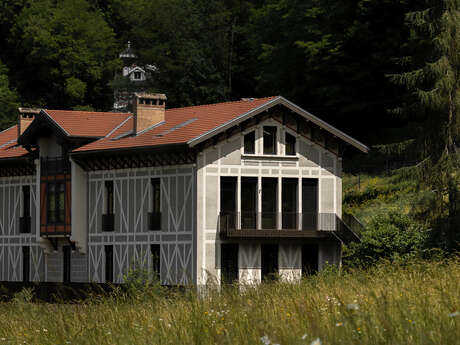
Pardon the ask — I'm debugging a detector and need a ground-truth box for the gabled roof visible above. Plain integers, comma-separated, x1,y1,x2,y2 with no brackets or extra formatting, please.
0,126,29,159
0,96,369,161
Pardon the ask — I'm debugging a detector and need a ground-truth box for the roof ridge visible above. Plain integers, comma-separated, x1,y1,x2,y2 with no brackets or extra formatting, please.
45,109,132,116
165,96,277,112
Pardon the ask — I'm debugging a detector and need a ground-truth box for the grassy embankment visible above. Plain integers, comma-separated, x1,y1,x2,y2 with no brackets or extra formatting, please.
0,259,458,345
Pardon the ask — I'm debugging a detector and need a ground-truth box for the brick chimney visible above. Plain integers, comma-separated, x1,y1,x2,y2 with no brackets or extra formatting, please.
133,93,167,134
17,107,40,138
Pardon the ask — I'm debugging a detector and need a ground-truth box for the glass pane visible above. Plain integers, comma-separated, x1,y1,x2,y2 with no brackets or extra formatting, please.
152,179,161,213
282,179,297,229
263,126,277,154
285,133,296,155
241,177,257,229
262,178,277,229
244,131,255,154
47,184,56,224
57,183,65,223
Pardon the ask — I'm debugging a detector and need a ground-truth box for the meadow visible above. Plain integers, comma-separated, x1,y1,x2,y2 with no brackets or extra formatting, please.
0,259,458,345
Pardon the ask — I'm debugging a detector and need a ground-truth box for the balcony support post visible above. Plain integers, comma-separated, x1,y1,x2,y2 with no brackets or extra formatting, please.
277,177,282,230
257,176,262,230
298,177,302,230
237,175,241,230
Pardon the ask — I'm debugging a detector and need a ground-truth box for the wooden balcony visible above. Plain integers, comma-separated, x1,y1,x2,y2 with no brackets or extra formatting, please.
218,212,362,243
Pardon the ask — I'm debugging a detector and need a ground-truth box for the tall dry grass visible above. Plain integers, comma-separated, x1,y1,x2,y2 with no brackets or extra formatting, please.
0,259,458,345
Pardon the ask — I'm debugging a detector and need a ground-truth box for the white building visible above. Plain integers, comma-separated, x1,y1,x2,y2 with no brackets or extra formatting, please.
0,94,368,285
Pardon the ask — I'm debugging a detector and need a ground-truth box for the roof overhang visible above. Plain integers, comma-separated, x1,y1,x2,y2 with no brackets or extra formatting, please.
187,96,369,153
18,110,101,147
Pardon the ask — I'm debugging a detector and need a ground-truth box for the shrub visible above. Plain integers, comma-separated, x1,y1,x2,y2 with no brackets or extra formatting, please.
343,210,428,268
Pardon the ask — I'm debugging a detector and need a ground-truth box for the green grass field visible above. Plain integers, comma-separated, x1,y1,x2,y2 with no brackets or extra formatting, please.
0,259,458,345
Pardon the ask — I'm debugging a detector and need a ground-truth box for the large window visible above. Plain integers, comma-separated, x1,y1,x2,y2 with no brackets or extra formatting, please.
262,178,277,229
263,126,277,154
244,131,255,154
47,182,65,224
23,186,30,218
285,132,296,155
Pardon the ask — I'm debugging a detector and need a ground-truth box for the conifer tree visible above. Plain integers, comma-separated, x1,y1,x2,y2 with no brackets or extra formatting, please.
390,0,460,250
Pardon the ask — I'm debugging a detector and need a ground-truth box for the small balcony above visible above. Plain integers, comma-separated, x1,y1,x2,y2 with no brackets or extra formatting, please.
218,212,337,239
40,157,71,176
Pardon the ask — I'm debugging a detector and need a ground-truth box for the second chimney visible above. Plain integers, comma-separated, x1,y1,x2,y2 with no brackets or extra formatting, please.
17,107,40,139
133,93,167,134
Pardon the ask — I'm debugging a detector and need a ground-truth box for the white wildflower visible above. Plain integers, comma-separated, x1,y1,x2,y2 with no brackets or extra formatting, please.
336,322,343,327
260,335,271,345
346,303,359,311
301,333,308,340
310,338,322,345
448,311,459,317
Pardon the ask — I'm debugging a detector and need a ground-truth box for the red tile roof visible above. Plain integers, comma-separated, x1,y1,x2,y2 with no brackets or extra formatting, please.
44,110,132,137
0,97,277,159
74,97,277,153
0,126,29,159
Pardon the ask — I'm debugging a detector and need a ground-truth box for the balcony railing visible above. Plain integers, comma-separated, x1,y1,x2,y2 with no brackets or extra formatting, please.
102,214,115,232
19,216,31,234
218,212,362,243
40,157,71,176
148,212,162,231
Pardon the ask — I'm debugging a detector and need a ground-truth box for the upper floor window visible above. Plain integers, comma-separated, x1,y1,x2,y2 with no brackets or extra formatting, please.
133,71,141,80
244,131,255,154
105,181,114,215
23,186,30,217
285,132,296,156
263,126,277,155
149,178,161,230
47,182,65,224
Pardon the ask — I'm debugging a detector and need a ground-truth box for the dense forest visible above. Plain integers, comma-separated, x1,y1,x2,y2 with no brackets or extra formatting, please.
0,0,458,257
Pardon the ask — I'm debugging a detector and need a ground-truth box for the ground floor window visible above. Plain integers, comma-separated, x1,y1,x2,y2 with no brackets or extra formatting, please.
63,245,71,283
261,244,278,281
151,244,161,281
221,243,239,284
22,246,29,283
105,245,114,283
301,244,318,275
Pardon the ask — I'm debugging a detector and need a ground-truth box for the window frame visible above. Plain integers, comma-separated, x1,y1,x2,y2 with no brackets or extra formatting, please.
263,126,278,155
285,131,297,156
46,181,65,225
243,131,256,154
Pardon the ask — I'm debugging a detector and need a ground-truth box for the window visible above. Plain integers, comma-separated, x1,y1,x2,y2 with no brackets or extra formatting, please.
152,179,160,214
102,181,115,232
47,182,65,224
263,126,277,154
221,243,238,284
63,246,71,283
151,244,161,282
22,246,30,283
105,181,114,215
261,244,278,281
20,186,31,233
285,132,296,155
262,178,277,229
244,131,255,154
23,186,30,217
133,71,141,80
105,245,114,283
149,179,161,230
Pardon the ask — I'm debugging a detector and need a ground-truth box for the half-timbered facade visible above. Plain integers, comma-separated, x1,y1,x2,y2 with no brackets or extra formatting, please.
0,94,368,285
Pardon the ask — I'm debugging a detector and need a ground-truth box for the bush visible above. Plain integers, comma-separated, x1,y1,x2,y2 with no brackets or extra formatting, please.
343,210,428,268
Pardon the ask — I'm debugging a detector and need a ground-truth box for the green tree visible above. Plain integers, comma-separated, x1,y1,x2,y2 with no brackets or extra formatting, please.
10,0,119,110
390,0,460,250
0,60,19,130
